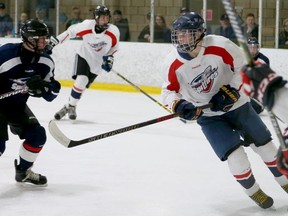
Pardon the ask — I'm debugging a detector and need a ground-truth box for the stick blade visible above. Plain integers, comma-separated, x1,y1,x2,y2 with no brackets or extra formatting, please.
48,120,71,147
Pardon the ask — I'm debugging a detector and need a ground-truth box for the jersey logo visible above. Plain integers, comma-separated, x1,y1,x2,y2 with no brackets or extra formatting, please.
88,41,107,51
189,65,218,93
10,78,27,90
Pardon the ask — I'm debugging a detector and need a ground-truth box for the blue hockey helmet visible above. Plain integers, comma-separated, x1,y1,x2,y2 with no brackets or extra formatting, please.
171,12,206,53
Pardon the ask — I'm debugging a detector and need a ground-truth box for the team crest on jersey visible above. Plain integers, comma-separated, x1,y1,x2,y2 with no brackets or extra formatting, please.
88,41,107,51
189,65,218,93
10,78,27,90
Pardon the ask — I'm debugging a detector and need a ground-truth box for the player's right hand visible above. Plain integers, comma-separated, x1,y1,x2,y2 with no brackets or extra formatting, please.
172,99,203,120
44,36,59,55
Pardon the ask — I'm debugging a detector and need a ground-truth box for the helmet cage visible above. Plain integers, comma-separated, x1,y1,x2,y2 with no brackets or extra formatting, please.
171,13,205,53
172,28,204,53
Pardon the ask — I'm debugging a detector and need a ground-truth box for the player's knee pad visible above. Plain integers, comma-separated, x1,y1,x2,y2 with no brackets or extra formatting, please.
74,75,89,90
23,125,46,146
250,141,277,162
227,146,251,175
0,138,6,156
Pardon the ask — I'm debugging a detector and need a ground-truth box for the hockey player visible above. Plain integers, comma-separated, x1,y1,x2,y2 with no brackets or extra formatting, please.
241,61,288,178
247,37,270,65
161,12,288,209
0,19,61,185
48,5,120,120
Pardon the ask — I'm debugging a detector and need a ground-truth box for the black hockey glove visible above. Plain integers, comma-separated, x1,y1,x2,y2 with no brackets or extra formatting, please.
241,63,287,111
101,55,114,72
26,75,47,97
44,36,59,55
209,85,240,112
172,99,203,120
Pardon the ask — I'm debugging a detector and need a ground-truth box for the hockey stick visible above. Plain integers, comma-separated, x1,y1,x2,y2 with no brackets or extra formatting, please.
221,0,287,150
49,103,213,148
112,69,171,113
0,87,28,100
112,69,188,123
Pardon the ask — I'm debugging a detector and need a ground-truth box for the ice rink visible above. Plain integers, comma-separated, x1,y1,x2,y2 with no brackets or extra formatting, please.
0,87,287,216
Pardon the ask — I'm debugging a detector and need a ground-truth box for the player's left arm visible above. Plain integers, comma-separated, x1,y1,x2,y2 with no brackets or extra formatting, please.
102,25,120,72
38,56,61,101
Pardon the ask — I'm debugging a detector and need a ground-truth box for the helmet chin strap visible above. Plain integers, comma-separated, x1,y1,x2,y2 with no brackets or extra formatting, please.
24,39,42,53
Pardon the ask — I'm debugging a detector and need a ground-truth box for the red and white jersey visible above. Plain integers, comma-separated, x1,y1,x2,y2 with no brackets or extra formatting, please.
56,19,120,75
162,35,250,116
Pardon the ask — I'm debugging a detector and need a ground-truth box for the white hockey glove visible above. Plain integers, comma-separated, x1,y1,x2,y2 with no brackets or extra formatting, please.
45,36,59,55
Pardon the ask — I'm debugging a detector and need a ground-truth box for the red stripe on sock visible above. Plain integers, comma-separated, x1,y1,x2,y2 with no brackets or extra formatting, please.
265,159,277,166
234,169,252,180
72,85,83,93
23,142,42,153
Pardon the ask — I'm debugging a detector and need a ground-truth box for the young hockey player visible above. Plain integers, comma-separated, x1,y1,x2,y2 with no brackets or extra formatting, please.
47,5,120,120
0,19,61,185
161,12,288,209
247,36,270,65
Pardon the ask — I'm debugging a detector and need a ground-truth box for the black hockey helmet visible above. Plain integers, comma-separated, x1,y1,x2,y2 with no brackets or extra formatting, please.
171,12,206,53
20,19,50,53
247,37,260,57
93,5,111,33
247,37,259,45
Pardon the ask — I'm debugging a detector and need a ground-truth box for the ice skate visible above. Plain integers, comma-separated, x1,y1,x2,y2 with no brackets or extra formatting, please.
14,159,47,186
68,105,77,120
54,105,68,120
249,189,274,209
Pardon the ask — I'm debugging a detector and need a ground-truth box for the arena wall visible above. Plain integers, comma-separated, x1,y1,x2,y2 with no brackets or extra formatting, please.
1,38,287,94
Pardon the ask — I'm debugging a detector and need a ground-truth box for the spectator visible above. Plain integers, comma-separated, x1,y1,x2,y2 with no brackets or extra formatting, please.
137,12,164,43
35,7,54,35
155,15,171,43
0,2,13,37
65,6,83,30
242,13,259,39
16,12,29,36
214,13,236,42
180,7,190,15
112,9,130,41
279,18,288,48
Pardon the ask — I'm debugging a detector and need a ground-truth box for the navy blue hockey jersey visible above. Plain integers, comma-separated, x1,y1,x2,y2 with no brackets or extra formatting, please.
0,43,60,110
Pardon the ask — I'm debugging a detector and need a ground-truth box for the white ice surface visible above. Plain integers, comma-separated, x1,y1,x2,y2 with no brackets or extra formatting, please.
0,88,287,216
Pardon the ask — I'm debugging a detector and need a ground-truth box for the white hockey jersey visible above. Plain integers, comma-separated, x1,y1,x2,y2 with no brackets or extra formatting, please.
161,35,250,116
56,19,120,75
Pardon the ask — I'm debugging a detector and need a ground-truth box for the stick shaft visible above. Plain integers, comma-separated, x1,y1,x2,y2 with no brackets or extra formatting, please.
49,103,213,148
112,69,172,113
